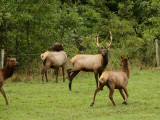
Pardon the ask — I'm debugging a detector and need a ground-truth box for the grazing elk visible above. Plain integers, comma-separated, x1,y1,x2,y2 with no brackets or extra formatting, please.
0,58,18,105
41,42,67,83
90,57,130,107
67,31,113,90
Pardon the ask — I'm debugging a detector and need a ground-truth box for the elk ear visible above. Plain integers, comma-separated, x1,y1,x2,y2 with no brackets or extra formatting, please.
127,57,130,60
121,56,123,59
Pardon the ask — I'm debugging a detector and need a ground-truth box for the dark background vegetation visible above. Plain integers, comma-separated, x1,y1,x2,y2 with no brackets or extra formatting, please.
0,0,160,74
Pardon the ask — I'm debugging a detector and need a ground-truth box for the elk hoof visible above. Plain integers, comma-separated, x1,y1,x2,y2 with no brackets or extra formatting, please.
69,84,71,91
90,103,94,107
69,86,71,91
122,101,127,105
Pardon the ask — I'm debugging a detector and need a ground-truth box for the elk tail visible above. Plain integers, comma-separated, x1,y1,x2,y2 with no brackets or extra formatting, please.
99,72,109,84
70,55,78,65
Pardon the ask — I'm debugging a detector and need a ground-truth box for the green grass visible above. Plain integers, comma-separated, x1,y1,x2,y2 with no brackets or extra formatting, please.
0,68,160,120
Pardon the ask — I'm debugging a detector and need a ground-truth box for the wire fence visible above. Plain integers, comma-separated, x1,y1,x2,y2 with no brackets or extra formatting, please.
0,45,159,75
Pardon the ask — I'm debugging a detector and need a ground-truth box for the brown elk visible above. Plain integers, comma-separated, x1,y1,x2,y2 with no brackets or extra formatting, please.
41,43,65,82
67,31,113,90
90,57,130,107
41,42,67,83
0,58,18,105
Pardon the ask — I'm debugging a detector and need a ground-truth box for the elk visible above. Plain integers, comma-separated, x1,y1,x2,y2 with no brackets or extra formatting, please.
0,58,18,105
90,57,130,107
40,42,64,82
41,42,67,83
67,31,113,90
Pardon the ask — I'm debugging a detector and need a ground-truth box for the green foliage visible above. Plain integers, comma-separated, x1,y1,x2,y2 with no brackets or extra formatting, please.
0,0,160,72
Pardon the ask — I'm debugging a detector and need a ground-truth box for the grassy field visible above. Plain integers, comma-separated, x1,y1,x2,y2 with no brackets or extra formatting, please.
0,68,160,120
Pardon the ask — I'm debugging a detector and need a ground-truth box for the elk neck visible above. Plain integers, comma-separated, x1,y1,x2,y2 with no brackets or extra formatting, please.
2,63,15,79
102,54,108,67
122,63,129,78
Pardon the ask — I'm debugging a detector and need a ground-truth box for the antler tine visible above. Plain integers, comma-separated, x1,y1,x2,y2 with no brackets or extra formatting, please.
96,34,100,47
107,31,112,47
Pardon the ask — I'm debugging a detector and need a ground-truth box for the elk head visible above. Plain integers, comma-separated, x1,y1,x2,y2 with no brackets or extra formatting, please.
120,57,130,67
120,57,130,78
6,58,18,67
96,31,112,56
51,42,64,51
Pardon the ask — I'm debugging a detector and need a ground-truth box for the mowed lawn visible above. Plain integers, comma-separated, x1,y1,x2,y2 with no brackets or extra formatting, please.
0,68,160,120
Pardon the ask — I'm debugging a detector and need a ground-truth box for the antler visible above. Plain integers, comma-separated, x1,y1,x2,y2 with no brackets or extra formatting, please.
96,34,100,47
96,31,102,48
106,31,112,47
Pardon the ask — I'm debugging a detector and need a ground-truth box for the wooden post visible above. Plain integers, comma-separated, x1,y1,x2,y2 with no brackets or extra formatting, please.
155,39,159,67
1,49,4,68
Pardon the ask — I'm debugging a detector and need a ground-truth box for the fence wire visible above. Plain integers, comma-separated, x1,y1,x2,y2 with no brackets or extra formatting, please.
0,46,159,75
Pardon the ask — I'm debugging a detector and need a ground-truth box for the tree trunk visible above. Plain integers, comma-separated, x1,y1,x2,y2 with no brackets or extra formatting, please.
2,17,8,54
15,34,19,56
155,39,159,67
26,21,30,74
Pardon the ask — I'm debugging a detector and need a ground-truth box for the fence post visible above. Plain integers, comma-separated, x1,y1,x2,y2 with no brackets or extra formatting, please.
155,39,159,67
1,49,4,68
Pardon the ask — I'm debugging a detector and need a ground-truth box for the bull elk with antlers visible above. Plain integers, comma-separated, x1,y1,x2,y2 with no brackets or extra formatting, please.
67,31,113,90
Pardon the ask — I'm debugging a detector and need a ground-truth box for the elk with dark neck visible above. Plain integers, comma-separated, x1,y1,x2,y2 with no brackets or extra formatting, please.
67,31,113,91
0,58,18,105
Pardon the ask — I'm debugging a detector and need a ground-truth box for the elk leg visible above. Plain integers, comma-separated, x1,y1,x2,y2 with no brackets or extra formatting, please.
90,85,104,107
109,89,116,106
43,61,48,82
62,65,65,82
123,87,129,105
41,69,45,83
45,71,48,82
69,70,80,91
99,71,102,78
94,71,99,88
67,69,71,78
119,89,125,101
0,87,8,105
55,68,59,83
41,64,50,84
98,71,103,88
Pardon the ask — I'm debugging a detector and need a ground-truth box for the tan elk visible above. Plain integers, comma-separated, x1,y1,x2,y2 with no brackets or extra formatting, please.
90,57,130,107
41,43,65,82
0,58,18,105
41,42,67,83
67,31,113,90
